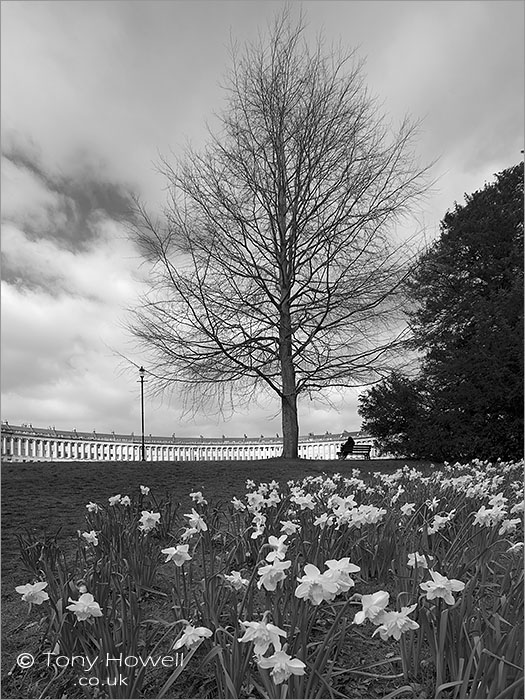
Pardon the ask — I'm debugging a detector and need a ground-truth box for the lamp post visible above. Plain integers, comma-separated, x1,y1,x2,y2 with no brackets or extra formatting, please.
138,366,146,461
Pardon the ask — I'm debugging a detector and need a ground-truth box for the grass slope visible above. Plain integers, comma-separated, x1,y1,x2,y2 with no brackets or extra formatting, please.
1,458,434,696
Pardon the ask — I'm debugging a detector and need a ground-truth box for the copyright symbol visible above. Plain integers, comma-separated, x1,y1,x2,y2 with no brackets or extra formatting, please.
17,653,34,669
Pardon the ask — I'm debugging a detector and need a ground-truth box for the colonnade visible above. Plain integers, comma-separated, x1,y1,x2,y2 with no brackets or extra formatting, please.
1,424,375,462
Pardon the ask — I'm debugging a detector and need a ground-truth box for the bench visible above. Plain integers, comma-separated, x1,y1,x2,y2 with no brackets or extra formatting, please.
336,444,372,460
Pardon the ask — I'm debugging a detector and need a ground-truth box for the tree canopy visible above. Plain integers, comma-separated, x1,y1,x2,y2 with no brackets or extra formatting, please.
359,162,524,461
130,11,430,457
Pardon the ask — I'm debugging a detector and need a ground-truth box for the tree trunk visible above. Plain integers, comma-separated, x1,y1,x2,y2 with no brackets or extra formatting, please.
281,380,299,459
279,310,299,459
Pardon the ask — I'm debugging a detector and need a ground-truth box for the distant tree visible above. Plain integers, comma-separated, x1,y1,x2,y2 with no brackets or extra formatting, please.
358,373,429,458
359,163,524,461
129,10,430,458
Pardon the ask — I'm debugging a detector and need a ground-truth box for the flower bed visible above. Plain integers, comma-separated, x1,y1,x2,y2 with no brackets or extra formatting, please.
10,459,525,698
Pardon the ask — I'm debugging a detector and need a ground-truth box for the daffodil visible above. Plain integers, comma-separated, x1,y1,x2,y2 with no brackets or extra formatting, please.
140,485,150,495
251,512,266,539
81,530,99,546
353,590,389,624
190,491,207,505
224,570,249,590
246,492,265,511
181,526,199,542
323,557,360,594
108,494,121,506
173,624,212,650
162,544,191,566
420,570,465,605
257,560,291,591
86,502,100,513
372,604,419,640
238,617,286,655
295,564,339,605
184,508,208,532
231,497,246,511
139,510,161,532
498,518,521,536
265,535,288,562
15,581,49,605
291,493,315,510
407,552,434,569
280,520,301,535
400,503,416,516
426,497,440,511
313,513,333,529
428,511,455,534
266,490,281,507
66,593,103,621
257,650,306,684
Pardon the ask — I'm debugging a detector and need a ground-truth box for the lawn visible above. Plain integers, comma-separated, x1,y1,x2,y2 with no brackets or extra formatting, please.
2,457,523,699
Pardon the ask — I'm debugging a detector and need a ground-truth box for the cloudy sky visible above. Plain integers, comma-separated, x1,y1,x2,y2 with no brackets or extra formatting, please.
2,1,523,439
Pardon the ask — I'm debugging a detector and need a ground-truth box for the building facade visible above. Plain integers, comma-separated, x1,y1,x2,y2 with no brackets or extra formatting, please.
0,422,377,462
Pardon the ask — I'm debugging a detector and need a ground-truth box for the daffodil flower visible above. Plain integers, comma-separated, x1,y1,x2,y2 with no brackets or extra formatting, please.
184,508,208,532
313,512,333,529
139,510,161,532
246,492,265,511
173,624,212,650
190,491,207,505
238,617,286,655
181,526,199,542
280,520,300,535
291,493,315,510
372,604,419,641
66,593,103,621
265,535,288,562
257,650,306,684
81,530,99,546
224,570,249,590
140,485,150,495
162,544,191,566
266,490,281,506
86,502,100,513
231,497,246,511
426,497,440,511
257,560,291,591
420,570,465,605
407,552,434,569
499,518,522,535
15,581,49,605
324,558,360,594
353,590,390,624
400,502,416,516
295,564,339,605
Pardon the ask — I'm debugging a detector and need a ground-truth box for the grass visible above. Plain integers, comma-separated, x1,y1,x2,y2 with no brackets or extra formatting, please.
2,457,433,698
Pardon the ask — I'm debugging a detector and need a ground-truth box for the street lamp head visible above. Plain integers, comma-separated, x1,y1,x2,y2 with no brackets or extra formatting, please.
138,366,145,378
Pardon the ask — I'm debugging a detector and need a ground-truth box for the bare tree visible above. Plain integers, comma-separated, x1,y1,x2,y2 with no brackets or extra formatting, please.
129,11,432,458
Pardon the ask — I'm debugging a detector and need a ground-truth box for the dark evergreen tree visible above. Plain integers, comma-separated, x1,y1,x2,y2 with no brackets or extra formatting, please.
359,163,524,461
358,373,430,458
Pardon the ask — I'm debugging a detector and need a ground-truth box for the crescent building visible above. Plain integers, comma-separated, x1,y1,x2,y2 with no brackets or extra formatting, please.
1,421,377,462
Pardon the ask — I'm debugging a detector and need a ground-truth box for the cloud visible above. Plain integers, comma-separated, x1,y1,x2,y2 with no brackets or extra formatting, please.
1,1,522,439
0,149,150,433
2,146,135,251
